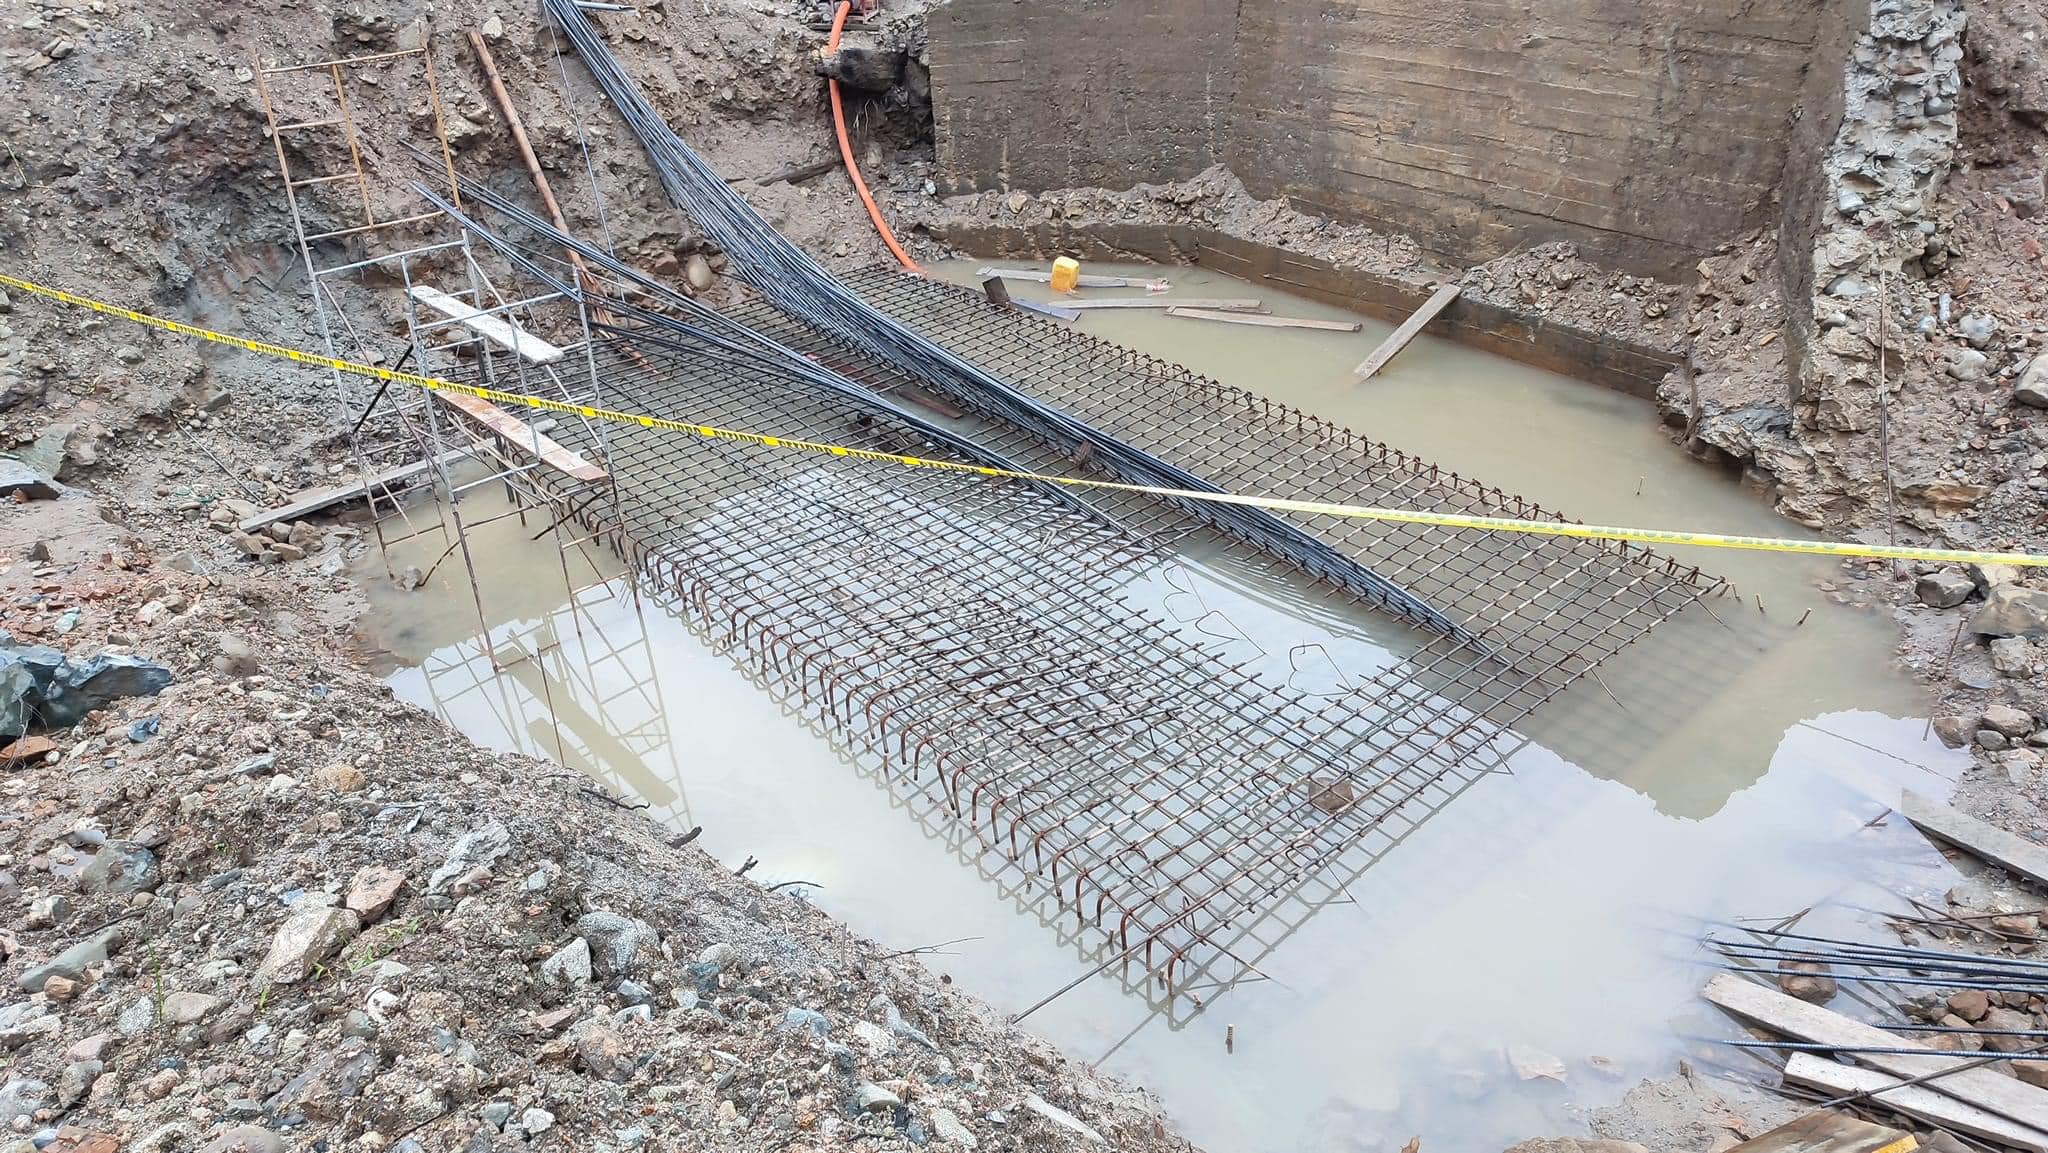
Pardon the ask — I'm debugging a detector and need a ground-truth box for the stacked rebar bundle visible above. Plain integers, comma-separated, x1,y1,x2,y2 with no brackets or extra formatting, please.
538,0,1488,653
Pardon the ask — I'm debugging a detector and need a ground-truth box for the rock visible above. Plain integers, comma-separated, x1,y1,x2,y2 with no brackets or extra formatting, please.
0,1002,60,1049
0,461,59,501
1948,989,1991,1021
931,1108,978,1149
540,937,592,986
685,254,714,292
257,904,359,985
0,1078,49,1125
26,894,67,928
213,635,259,678
1974,586,2048,639
1021,1094,1106,1145
1004,191,1030,215
1992,637,2036,676
1507,1043,1568,1081
426,820,510,893
117,999,154,1036
1983,1006,2034,1052
481,1101,513,1130
1960,313,2000,348
66,1033,115,1062
1979,729,2011,751
1777,961,1838,1004
479,14,505,41
317,765,370,794
574,1022,638,1082
576,911,659,979
815,44,904,92
2017,357,2048,409
1983,703,2035,738
79,840,161,895
18,926,120,992
519,1108,555,1137
779,1007,831,1039
697,942,736,971
1946,348,1990,381
42,975,78,1001
1917,571,1976,608
345,866,405,923
201,1126,286,1153
162,991,222,1024
270,543,306,562
855,1082,901,1112
2016,1059,2048,1090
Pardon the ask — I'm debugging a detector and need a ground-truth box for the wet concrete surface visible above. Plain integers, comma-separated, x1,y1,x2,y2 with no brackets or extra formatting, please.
359,264,1968,1153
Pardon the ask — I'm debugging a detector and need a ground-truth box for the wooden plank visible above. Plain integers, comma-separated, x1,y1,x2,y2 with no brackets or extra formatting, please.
1165,307,1362,332
435,392,607,484
976,266,1170,290
1723,1109,1915,1153
1704,974,2048,1136
1016,300,1081,322
1784,1055,2048,1151
235,421,559,533
1902,790,2048,889
1060,297,1263,312
407,285,566,364
1353,283,1463,380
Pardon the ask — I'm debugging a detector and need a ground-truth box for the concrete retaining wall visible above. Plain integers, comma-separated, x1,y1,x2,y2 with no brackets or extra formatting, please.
928,0,1844,279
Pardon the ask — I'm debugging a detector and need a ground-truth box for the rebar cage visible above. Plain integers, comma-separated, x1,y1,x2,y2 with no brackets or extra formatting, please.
484,265,1722,1015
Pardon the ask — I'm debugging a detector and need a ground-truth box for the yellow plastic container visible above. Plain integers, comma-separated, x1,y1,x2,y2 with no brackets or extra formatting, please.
1049,256,1082,293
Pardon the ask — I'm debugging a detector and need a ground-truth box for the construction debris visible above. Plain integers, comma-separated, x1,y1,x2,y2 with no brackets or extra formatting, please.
1355,283,1464,380
1901,789,2048,889
1166,306,1362,331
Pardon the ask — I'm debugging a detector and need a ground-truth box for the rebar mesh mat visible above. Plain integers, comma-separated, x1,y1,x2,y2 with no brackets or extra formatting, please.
506,276,1718,1008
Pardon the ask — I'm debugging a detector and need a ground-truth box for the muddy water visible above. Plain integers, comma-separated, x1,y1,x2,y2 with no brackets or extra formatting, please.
361,264,1968,1153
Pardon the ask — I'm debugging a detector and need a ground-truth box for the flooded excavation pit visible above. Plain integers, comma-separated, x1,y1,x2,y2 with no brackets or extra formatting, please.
362,263,1966,1152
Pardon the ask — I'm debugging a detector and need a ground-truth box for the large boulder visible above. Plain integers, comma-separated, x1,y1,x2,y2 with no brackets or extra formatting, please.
1974,586,2048,639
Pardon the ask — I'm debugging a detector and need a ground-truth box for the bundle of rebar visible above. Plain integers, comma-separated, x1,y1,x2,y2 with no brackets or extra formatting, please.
538,0,1486,653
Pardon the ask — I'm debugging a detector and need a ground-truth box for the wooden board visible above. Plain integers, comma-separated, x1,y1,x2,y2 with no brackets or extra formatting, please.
1724,1109,1915,1153
1902,790,2048,889
407,285,566,364
1354,283,1463,380
435,392,607,483
235,420,558,533
1784,1055,2048,1151
1165,307,1362,332
977,266,1169,290
1016,300,1081,322
1061,297,1262,312
1704,974,2048,1136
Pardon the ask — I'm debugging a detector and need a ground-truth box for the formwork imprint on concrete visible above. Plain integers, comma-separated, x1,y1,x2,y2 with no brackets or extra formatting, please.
499,269,1721,1011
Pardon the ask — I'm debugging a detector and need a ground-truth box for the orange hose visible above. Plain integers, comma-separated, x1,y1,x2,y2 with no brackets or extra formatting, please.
827,2,922,273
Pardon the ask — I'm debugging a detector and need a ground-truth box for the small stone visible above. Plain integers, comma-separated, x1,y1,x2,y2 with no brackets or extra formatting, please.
345,866,406,923
1021,1095,1106,1145
1974,586,2048,639
697,942,736,971
1979,728,2012,751
117,998,155,1036
1984,1007,2034,1052
1959,313,1999,348
855,1082,901,1112
519,1107,556,1136
0,1077,50,1125
685,254,714,292
576,911,658,979
1932,715,1970,747
480,14,506,40
1992,637,2036,676
0,1004,60,1049
1777,960,1837,1004
1984,703,2035,738
541,937,593,986
66,1033,115,1062
80,841,161,895
42,975,79,1001
161,991,222,1024
1948,989,1991,1021
1004,191,1030,215
426,820,510,894
481,1101,513,1130
1946,348,1990,381
270,543,306,562
931,1108,978,1149
575,1022,638,1082
26,894,68,928
257,904,360,985
1916,571,1976,608
779,1007,831,1038
2016,1060,2048,1090
18,926,121,992
200,1125,285,1153
2016,358,2048,409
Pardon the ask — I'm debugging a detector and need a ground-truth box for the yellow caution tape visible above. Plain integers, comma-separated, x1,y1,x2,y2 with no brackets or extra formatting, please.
6,270,2047,568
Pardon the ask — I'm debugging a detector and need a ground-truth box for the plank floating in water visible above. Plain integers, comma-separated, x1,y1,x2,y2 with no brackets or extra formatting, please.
1016,300,1081,322
1703,973,2048,1139
1783,1055,2044,1151
977,266,1170,290
1721,1109,1916,1153
407,285,566,364
1060,297,1263,312
1901,789,2048,889
236,420,559,533
1165,307,1361,332
1354,283,1463,380
436,392,608,483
